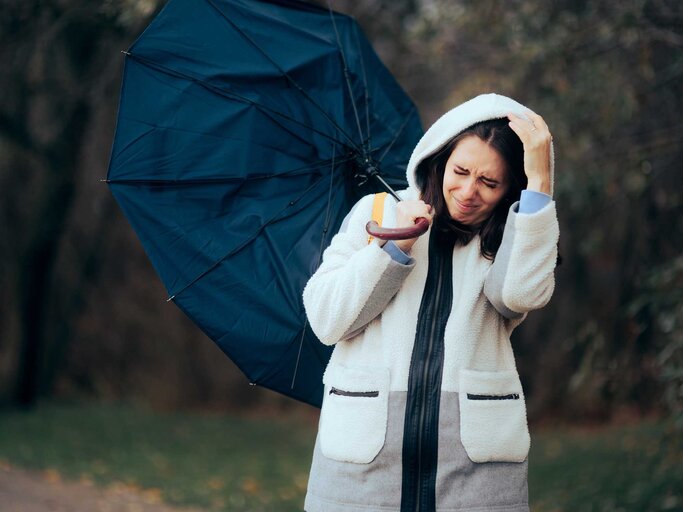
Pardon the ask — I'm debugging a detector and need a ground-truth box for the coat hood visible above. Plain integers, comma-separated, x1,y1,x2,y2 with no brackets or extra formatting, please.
406,93,555,195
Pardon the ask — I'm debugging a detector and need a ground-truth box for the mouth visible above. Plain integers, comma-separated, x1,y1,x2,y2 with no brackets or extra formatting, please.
454,198,478,213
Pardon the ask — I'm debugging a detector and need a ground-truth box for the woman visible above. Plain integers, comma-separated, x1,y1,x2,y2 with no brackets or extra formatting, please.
302,93,559,512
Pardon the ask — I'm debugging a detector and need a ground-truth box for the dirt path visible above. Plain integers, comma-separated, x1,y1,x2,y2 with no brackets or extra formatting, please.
0,464,203,512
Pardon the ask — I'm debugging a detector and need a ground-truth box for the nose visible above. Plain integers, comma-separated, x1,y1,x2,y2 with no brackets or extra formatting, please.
460,177,477,200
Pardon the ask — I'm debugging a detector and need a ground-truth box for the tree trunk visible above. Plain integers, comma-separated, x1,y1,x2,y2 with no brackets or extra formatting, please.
14,101,89,406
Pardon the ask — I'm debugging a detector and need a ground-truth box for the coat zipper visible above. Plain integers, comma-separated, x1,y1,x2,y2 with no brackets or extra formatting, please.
401,230,454,512
415,254,444,511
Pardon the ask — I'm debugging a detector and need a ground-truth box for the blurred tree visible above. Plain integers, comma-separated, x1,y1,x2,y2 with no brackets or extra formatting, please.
0,0,158,406
0,0,680,420
0,0,297,412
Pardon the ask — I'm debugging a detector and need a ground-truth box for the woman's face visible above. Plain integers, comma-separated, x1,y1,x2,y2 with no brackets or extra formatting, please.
442,135,510,226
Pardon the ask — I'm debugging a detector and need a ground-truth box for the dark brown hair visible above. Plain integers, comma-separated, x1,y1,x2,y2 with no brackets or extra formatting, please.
415,118,527,260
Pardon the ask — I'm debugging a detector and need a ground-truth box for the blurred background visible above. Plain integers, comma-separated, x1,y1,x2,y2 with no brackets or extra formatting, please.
0,0,681,511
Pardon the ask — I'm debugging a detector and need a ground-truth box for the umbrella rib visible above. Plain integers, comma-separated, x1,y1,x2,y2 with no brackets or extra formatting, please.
326,3,365,149
127,53,349,152
290,141,338,390
203,0,361,152
352,24,372,148
106,157,352,185
167,174,328,301
377,104,418,163
291,321,307,390
115,114,315,164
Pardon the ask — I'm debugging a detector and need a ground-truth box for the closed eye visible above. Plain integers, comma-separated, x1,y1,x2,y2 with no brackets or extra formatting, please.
455,165,499,188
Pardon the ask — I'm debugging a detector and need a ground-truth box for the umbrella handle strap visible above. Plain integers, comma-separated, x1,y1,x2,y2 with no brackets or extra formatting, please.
365,217,430,241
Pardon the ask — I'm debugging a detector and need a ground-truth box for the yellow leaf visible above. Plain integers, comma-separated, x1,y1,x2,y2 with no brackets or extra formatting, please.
241,477,260,495
142,488,163,504
207,477,224,490
44,468,61,483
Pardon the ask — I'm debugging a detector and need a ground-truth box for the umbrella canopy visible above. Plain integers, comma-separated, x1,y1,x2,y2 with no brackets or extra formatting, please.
106,0,423,407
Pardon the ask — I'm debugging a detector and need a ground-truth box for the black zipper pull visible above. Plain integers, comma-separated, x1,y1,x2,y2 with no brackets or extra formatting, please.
466,393,520,400
329,387,379,398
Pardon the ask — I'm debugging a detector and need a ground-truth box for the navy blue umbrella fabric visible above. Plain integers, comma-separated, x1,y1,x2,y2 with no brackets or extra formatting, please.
107,0,423,407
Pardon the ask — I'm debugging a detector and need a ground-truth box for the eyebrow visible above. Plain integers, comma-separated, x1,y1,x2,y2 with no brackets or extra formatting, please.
455,165,500,184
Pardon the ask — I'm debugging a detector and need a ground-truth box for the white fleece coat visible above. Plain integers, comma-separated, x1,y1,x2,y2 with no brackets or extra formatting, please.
303,93,560,512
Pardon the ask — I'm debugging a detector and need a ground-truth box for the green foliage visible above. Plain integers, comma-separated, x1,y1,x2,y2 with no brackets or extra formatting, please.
370,0,683,421
628,256,683,427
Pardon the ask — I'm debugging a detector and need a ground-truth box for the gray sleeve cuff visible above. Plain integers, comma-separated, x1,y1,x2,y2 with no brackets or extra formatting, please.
340,255,416,340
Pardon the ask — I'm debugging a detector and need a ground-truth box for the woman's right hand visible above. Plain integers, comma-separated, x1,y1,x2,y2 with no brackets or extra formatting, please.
393,200,433,253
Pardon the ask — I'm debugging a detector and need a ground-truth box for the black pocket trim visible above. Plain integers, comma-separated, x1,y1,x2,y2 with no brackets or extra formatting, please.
330,387,379,398
467,393,520,400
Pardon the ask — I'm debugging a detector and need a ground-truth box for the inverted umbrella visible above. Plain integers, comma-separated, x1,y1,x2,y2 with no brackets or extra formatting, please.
106,0,423,407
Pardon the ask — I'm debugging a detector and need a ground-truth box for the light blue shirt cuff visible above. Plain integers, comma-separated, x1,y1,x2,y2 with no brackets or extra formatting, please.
382,240,413,265
518,189,552,214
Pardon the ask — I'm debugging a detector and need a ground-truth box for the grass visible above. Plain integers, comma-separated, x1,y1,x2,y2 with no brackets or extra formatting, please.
0,402,680,511
528,420,682,511
0,402,315,511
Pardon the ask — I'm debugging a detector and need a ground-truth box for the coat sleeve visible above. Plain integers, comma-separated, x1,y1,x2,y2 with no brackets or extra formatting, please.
303,194,415,345
483,199,559,319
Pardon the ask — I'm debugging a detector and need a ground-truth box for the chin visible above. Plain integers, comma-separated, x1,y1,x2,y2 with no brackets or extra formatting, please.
452,211,488,227
459,219,478,227
449,212,473,226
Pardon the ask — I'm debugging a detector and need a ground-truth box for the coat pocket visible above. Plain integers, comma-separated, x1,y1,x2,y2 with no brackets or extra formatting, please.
459,369,530,463
319,364,390,464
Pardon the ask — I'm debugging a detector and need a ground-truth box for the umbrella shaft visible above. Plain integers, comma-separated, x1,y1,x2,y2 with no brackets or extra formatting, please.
373,174,402,202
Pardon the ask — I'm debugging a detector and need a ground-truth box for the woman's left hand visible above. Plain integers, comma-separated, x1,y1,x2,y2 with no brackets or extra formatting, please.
507,111,552,195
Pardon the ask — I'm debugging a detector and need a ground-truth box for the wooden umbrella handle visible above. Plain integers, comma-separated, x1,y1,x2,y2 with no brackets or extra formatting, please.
365,217,430,241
